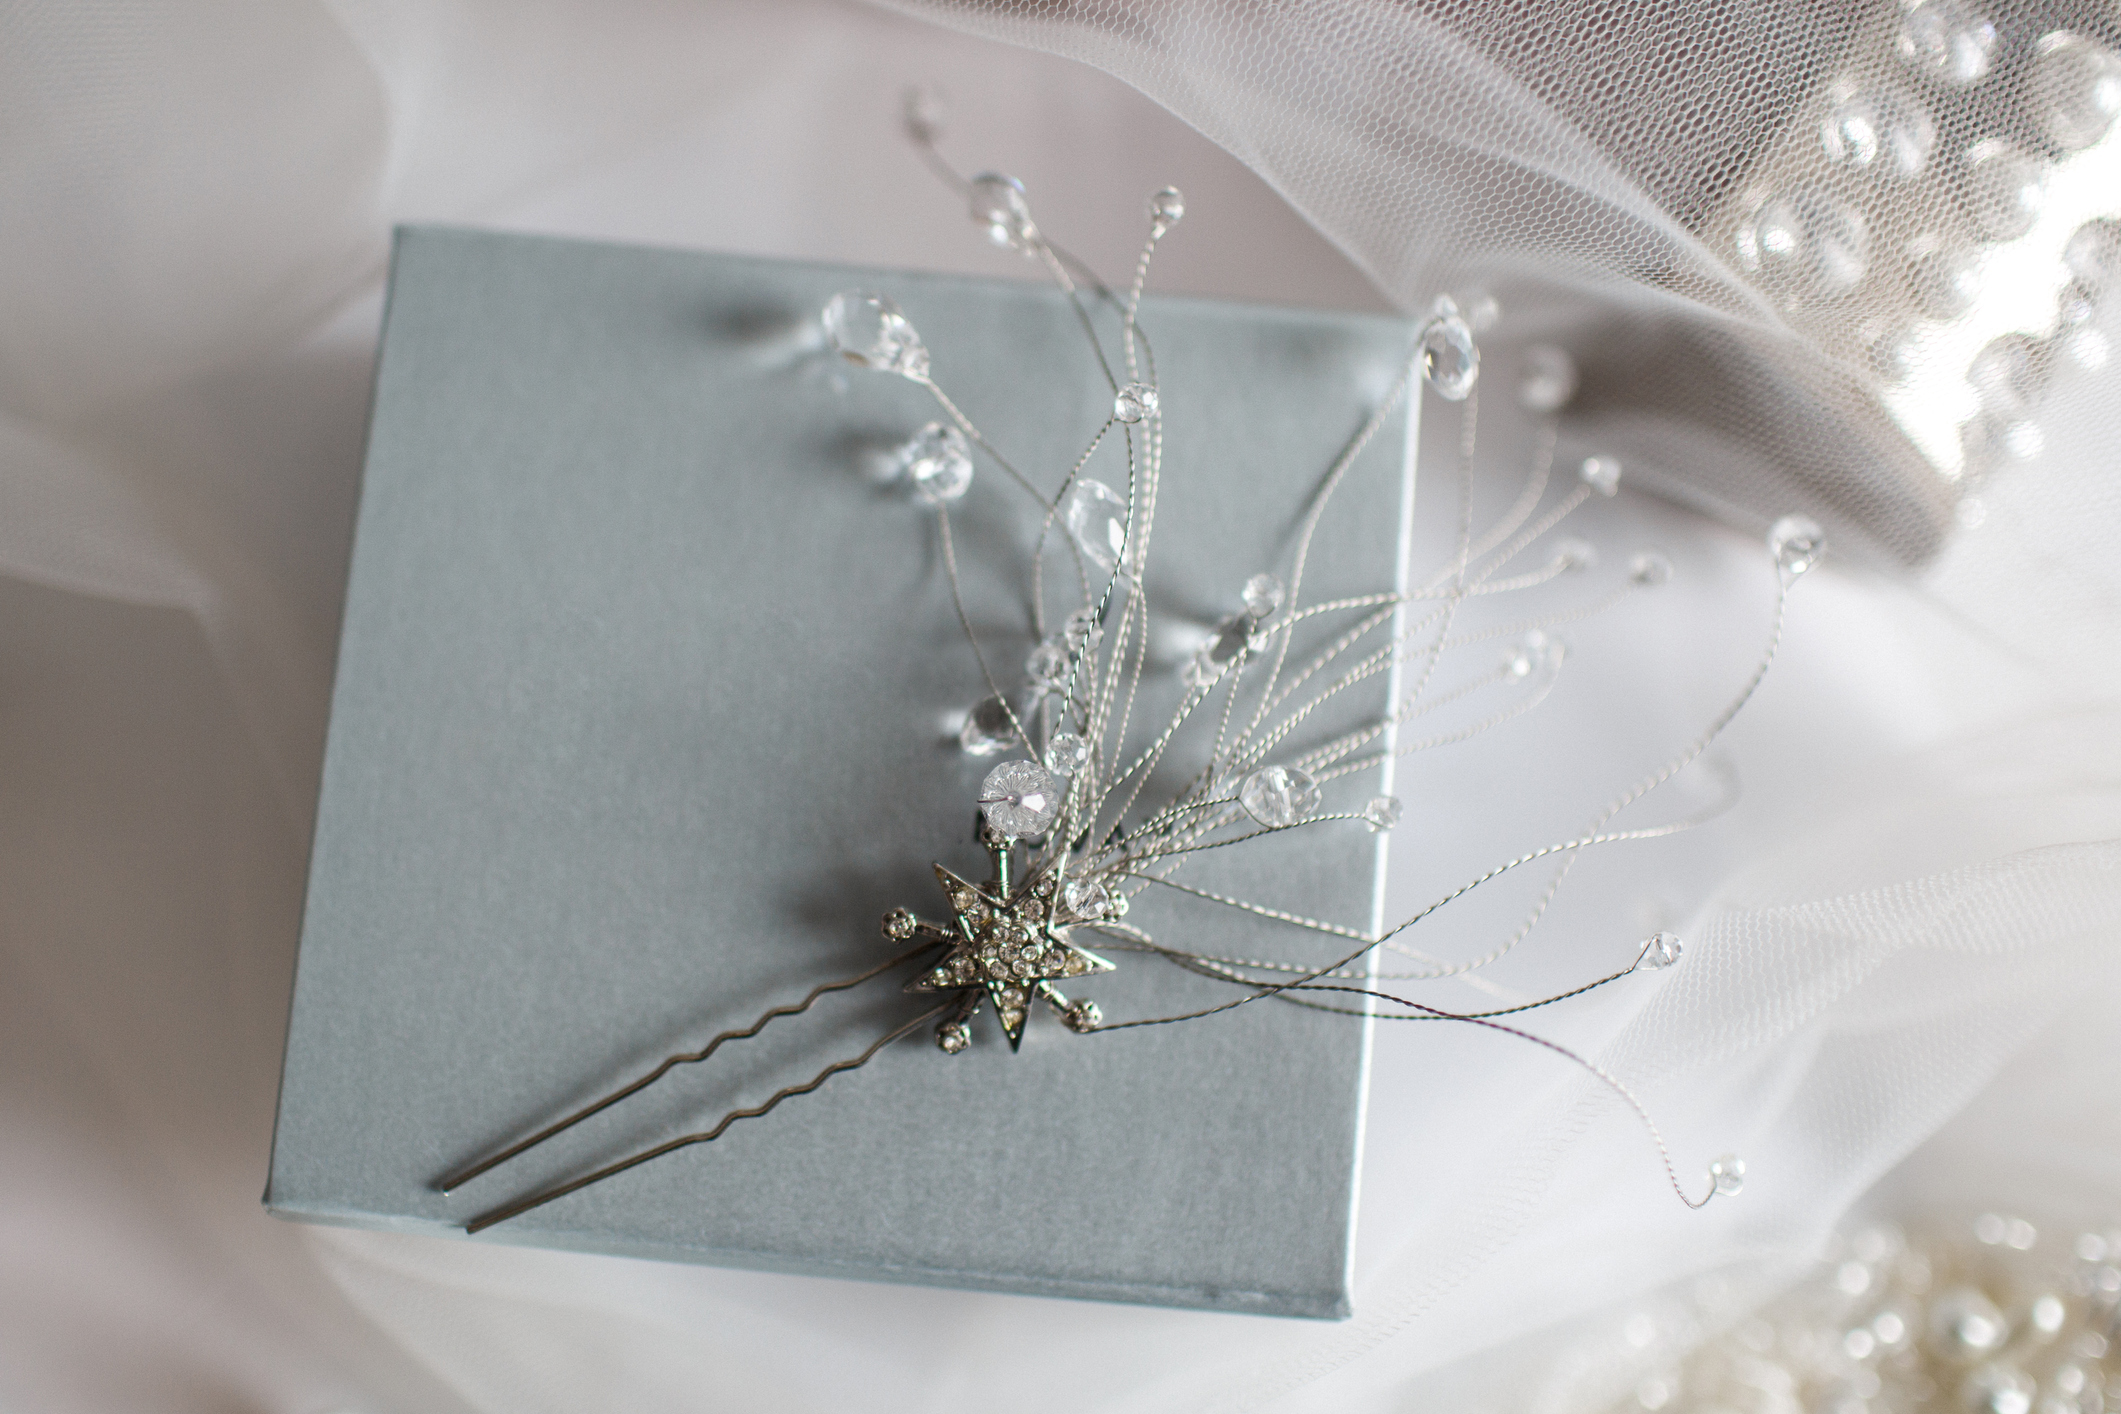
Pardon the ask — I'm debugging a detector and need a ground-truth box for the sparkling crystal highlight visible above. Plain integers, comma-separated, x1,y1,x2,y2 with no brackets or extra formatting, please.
1579,455,1622,496
1063,478,1130,573
978,760,1060,838
1045,731,1089,775
822,291,930,380
1770,515,1827,578
968,173,1037,252
1113,382,1159,424
1239,764,1321,828
898,421,972,503
959,695,1015,755
1420,310,1479,400
1242,572,1285,619
1897,0,1997,85
1642,931,1684,968
1362,796,1402,832
1709,1154,1747,1197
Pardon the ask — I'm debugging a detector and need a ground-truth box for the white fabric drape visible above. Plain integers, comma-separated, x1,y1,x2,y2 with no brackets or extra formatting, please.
2,2,2115,1410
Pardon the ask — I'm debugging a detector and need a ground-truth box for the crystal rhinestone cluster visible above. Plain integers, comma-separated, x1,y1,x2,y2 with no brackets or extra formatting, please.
1602,1213,2121,1414
898,864,1115,1048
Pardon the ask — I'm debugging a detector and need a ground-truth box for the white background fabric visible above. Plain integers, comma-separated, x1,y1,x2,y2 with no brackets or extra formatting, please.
1,2,2116,1410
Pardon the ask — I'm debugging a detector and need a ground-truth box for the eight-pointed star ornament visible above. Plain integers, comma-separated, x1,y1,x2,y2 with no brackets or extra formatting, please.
896,863,1114,1051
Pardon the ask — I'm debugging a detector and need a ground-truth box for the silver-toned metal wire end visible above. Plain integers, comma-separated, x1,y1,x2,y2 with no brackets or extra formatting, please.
438,942,944,1194
462,1002,952,1234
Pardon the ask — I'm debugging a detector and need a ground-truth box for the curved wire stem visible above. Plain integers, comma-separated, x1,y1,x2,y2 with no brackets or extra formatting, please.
465,1002,953,1233
440,942,942,1194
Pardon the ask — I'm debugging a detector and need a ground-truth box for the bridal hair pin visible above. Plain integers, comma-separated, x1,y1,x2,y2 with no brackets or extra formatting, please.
441,95,1825,1234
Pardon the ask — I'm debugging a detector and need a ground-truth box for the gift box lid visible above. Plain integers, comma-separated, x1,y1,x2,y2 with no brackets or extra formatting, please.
267,225,1417,1319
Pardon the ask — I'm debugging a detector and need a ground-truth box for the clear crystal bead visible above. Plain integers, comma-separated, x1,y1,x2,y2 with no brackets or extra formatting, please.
1242,572,1285,618
1579,455,1622,496
1821,89,1935,177
1629,550,1675,586
959,695,1016,755
1897,0,1997,85
1362,795,1402,832
897,421,972,503
1149,186,1185,233
1063,605,1104,651
1045,731,1090,775
1113,382,1159,424
1518,344,1578,412
1904,234,1983,320
936,1020,972,1054
1734,186,1870,303
1063,999,1102,1033
1503,629,1556,679
1968,333,2048,420
1061,878,1110,919
1708,1154,1747,1197
1239,764,1322,828
968,172,1037,252
822,291,930,379
1420,308,1480,401
1025,639,1069,691
1642,931,1685,968
1964,141,2047,243
2064,218,2121,291
979,759,1060,838
1555,538,1597,572
1769,515,1827,579
2031,32,2121,152
1063,478,1130,573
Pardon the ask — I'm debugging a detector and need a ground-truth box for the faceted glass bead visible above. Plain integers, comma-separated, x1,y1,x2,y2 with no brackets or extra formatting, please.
2064,218,2121,291
1968,333,2048,420
968,172,1037,252
1579,455,1622,496
1769,515,1827,578
1518,344,1578,412
1555,538,1597,572
822,291,930,379
1904,235,1983,320
1964,141,2046,243
1709,1154,1747,1197
1420,310,1480,401
1629,550,1675,585
979,759,1060,838
1045,731,1090,775
1061,878,1110,919
1734,186,1870,303
1897,0,1997,85
1063,1000,1102,1033
1239,764,1322,828
1149,186,1185,232
959,694,1016,755
1113,382,1160,424
1642,931,1685,968
1822,89,1935,178
1025,639,1070,691
1063,478,1131,573
1242,572,1286,619
2031,32,2121,152
1362,795,1402,832
898,421,973,503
